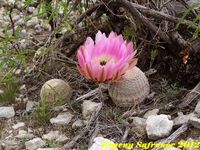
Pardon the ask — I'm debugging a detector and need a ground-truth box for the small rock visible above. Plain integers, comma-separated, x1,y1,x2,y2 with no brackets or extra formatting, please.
82,100,102,119
12,122,25,130
19,84,27,93
2,139,19,150
21,29,27,36
53,105,66,112
195,101,200,114
72,119,84,129
13,69,21,75
35,24,43,33
42,131,59,141
0,89,4,94
37,148,61,150
40,79,72,106
130,117,146,137
189,117,200,129
50,112,73,125
27,7,36,13
25,138,45,150
18,39,28,50
27,17,39,27
143,109,159,119
89,136,118,150
129,117,146,128
15,18,24,26
146,114,173,140
163,148,181,150
56,135,69,144
15,130,35,139
173,112,197,126
26,101,35,112
0,107,15,118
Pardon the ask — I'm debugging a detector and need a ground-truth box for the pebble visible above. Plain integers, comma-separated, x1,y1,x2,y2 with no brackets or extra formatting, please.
26,101,35,112
72,119,84,129
189,117,200,129
146,114,173,140
19,84,27,93
143,109,159,119
25,137,46,150
163,148,181,150
13,69,21,75
89,136,118,150
42,131,59,141
37,148,61,150
130,117,146,137
27,17,39,27
0,107,15,118
50,112,73,125
27,7,36,14
56,134,69,144
12,122,25,130
173,112,197,126
15,130,35,139
82,100,102,119
195,101,200,114
1,139,19,150
129,117,146,128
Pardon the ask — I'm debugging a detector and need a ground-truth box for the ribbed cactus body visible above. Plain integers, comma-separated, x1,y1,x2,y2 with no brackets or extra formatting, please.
108,67,150,107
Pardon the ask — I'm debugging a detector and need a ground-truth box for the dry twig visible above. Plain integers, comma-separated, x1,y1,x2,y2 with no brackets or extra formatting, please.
152,123,188,150
178,82,200,108
63,103,103,149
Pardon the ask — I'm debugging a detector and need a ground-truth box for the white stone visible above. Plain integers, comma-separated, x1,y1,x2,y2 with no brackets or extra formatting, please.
27,17,39,27
42,131,59,141
28,7,36,13
173,112,197,126
19,84,27,93
25,138,45,150
14,69,21,75
26,101,35,112
0,107,15,118
15,130,35,139
89,137,118,150
130,117,146,137
163,148,181,150
40,79,72,106
56,135,69,144
37,148,61,150
15,18,24,26
189,117,200,129
2,139,19,150
7,0,15,5
143,109,159,119
12,122,25,130
195,101,200,114
0,89,4,94
129,117,146,128
146,114,173,140
50,112,73,125
82,100,101,119
72,119,84,129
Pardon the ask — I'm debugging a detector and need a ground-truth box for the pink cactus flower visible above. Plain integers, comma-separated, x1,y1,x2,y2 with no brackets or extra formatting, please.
77,31,137,82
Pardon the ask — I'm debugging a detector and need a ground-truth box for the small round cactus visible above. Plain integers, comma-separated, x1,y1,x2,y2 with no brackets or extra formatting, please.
108,66,150,107
40,79,72,106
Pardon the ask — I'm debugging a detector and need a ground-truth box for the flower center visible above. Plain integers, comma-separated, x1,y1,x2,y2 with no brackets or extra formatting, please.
99,55,110,66
100,60,107,66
